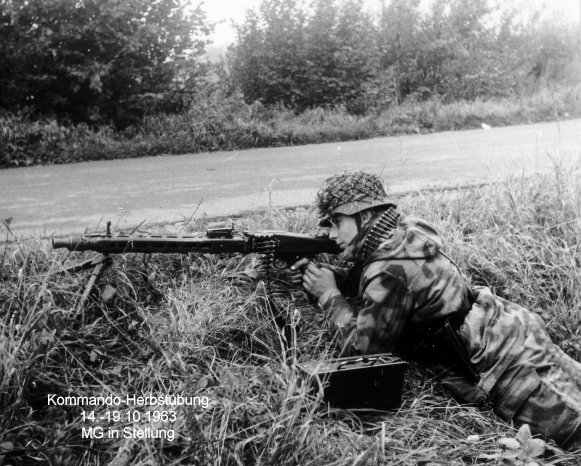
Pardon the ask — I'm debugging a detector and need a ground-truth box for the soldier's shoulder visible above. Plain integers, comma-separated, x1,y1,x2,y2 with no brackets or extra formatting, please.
362,257,415,287
399,215,441,237
366,214,443,261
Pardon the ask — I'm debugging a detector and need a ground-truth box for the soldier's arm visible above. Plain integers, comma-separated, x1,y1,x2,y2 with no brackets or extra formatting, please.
289,259,347,286
320,272,414,355
320,264,349,286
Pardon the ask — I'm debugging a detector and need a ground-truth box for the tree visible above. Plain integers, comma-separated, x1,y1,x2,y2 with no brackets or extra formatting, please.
229,0,379,112
229,0,577,113
377,0,423,102
229,0,308,107
377,0,538,102
0,0,210,126
305,0,379,111
513,7,578,85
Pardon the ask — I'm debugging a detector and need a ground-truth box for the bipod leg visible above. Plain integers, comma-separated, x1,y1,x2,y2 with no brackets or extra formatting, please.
76,255,113,325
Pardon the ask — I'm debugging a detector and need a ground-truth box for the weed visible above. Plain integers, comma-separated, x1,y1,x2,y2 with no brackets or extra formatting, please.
2,84,581,168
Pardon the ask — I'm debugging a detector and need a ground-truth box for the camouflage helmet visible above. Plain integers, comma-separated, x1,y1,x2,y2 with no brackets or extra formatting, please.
316,171,395,226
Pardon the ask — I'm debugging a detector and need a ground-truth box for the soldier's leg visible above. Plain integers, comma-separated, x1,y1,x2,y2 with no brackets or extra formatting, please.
512,367,581,450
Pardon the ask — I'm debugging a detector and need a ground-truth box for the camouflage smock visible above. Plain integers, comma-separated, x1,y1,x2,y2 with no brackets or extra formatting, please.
322,212,581,445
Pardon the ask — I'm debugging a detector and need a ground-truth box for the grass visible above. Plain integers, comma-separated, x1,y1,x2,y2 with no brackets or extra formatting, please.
2,84,581,168
1,164,580,465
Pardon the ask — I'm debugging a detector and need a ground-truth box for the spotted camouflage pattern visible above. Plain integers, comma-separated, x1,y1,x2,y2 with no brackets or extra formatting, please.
323,214,581,448
315,172,394,227
316,172,388,217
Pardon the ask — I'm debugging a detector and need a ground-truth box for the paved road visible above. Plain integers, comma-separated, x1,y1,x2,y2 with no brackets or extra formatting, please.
1,119,580,238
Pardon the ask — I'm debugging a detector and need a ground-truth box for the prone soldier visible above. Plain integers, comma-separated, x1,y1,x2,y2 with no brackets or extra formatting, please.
290,171,581,450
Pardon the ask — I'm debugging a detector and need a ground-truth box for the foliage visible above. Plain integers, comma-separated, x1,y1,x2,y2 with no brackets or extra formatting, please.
1,170,580,464
0,0,210,127
2,84,581,168
230,0,379,112
511,8,579,87
0,0,578,131
229,0,579,110
380,0,516,101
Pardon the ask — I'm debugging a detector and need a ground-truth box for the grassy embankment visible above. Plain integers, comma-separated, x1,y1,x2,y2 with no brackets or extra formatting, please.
1,84,581,168
1,161,580,464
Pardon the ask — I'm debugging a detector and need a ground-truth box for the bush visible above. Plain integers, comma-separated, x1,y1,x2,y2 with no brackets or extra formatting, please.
1,84,580,169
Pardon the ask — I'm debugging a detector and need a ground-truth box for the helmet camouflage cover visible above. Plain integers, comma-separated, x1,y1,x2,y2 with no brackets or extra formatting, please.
316,172,394,226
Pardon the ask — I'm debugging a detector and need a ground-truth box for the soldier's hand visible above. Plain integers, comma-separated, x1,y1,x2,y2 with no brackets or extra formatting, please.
287,258,310,286
302,262,337,299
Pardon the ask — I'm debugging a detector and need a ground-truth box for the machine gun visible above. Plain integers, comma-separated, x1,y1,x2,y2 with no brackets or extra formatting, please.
52,223,339,267
52,222,340,321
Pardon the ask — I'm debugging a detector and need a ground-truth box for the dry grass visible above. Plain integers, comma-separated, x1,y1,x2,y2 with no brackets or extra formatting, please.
1,163,580,465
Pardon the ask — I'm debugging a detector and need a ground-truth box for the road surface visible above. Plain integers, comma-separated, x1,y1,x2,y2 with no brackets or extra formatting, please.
1,119,580,238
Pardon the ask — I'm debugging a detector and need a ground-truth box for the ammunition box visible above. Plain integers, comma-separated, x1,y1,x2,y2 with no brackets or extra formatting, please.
300,353,408,410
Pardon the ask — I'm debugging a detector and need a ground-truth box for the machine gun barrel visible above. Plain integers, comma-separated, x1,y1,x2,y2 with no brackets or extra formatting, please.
52,235,249,255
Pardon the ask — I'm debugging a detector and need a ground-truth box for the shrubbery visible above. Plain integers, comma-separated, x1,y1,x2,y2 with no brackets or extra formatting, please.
229,0,579,109
2,84,580,168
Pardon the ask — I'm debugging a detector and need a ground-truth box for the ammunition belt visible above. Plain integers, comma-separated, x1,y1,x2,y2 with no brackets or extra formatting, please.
362,207,400,261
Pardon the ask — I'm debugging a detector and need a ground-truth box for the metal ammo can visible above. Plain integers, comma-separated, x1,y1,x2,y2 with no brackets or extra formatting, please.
300,353,408,410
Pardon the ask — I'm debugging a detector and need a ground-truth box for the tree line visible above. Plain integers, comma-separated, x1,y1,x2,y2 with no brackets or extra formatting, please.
0,0,577,128
229,0,578,113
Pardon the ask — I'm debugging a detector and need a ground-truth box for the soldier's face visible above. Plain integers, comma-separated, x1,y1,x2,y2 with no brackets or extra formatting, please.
328,214,359,250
